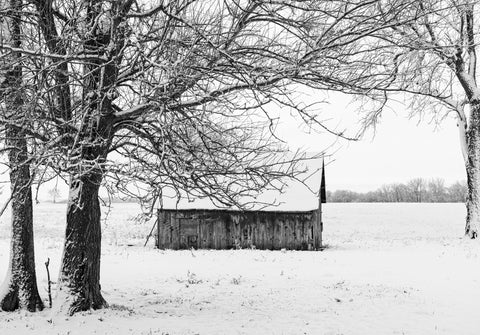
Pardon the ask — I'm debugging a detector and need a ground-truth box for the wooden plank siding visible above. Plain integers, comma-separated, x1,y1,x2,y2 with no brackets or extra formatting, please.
156,208,322,250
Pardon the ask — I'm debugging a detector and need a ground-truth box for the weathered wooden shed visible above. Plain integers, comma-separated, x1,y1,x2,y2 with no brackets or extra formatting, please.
155,158,326,250
156,207,322,250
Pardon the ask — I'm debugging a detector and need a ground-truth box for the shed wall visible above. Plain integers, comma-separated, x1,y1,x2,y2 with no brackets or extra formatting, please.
156,209,322,250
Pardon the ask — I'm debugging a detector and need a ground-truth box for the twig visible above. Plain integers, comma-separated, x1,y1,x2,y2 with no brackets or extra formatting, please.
45,258,52,308
144,218,158,247
0,195,12,219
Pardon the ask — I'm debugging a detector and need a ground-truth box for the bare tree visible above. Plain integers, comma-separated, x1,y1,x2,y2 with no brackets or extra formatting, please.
4,0,385,314
0,0,424,314
379,184,393,202
310,1,480,236
383,1,480,235
0,0,43,312
448,180,468,202
427,178,447,202
408,178,426,203
48,186,60,203
391,183,410,202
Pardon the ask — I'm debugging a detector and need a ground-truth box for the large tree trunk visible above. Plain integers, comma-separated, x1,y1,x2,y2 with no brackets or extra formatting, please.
55,172,107,315
0,124,44,312
465,102,480,238
53,0,125,315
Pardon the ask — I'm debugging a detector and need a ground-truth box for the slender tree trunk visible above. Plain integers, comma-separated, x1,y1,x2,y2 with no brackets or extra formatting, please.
0,0,44,312
0,125,44,312
55,171,107,315
465,102,480,238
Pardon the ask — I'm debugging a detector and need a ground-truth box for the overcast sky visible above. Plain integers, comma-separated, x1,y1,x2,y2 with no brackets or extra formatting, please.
277,92,466,193
326,113,465,192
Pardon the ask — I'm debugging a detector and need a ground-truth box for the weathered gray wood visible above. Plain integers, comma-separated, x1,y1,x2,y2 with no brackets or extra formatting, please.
172,214,180,250
314,204,322,250
156,210,164,248
157,209,322,250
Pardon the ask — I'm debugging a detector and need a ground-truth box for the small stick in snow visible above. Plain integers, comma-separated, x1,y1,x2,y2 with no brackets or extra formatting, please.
45,258,52,308
144,219,158,247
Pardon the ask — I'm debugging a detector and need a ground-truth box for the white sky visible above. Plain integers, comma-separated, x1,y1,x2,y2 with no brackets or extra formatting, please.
276,93,466,193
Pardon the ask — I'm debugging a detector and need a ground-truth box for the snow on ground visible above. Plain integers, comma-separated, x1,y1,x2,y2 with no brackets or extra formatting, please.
0,202,479,334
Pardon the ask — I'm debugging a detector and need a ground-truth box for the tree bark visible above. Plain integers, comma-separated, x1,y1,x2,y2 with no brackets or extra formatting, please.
465,102,480,238
456,108,469,167
0,0,44,312
0,124,44,312
51,0,129,315
55,172,107,315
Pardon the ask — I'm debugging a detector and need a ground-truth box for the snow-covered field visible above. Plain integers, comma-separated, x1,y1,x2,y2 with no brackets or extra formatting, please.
0,202,479,334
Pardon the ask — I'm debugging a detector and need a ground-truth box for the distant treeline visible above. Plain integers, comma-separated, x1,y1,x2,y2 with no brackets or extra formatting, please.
328,178,467,203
